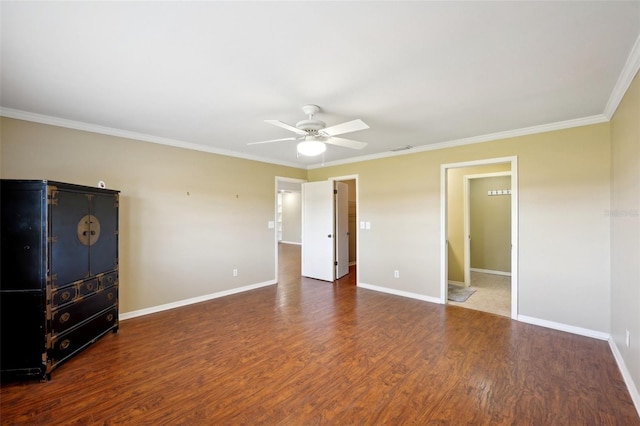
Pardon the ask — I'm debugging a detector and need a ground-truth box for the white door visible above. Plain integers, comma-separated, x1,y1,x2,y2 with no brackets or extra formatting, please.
302,181,335,281
335,181,349,279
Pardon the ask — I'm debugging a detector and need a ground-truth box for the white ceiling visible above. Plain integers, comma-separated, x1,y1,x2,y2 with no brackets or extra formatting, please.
2,1,639,169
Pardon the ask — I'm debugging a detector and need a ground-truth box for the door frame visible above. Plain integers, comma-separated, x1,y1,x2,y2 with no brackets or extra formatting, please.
463,171,512,286
329,175,359,282
274,176,306,281
440,157,518,319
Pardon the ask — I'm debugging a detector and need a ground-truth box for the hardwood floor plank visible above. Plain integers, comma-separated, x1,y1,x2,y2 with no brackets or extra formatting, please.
1,244,638,424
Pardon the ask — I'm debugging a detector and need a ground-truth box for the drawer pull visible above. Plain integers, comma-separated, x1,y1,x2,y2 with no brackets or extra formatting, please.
107,276,114,283
107,293,114,300
60,312,71,323
60,339,70,350
106,314,114,322
85,283,94,291
61,291,71,301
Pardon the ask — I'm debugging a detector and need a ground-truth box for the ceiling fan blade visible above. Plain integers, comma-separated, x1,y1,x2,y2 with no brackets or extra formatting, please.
265,120,307,135
320,119,369,137
324,137,368,150
248,137,297,146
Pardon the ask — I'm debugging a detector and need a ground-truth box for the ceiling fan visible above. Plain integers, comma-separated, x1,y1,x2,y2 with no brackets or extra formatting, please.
249,105,369,156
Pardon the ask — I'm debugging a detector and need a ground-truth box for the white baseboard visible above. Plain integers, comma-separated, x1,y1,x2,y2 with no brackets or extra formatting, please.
470,268,511,277
448,280,465,287
119,279,277,321
608,337,640,416
358,282,443,305
517,315,610,340
279,241,301,245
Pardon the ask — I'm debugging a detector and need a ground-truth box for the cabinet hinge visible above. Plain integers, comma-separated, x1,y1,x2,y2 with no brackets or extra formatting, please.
334,189,338,194
334,261,338,266
47,187,58,205
48,236,58,244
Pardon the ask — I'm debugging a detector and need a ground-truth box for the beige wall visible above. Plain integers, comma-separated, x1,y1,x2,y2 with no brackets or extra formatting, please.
446,163,510,282
470,175,511,273
0,115,614,335
309,122,611,333
610,71,640,391
0,117,306,314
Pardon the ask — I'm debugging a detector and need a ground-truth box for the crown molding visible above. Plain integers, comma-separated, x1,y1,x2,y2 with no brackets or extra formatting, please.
603,33,640,119
0,108,306,170
2,107,609,172
307,114,608,169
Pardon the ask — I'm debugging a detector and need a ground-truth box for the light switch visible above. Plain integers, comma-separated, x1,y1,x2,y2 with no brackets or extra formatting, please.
360,221,365,229
365,222,371,230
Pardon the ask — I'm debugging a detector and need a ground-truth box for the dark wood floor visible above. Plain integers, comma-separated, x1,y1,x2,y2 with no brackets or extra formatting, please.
1,243,638,424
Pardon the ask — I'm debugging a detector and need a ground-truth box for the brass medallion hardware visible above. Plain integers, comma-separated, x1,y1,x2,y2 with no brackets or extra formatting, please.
76,215,101,246
59,339,70,350
60,312,71,323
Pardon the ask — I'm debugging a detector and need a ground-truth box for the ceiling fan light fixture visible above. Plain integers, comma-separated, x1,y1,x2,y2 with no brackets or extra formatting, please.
297,139,326,156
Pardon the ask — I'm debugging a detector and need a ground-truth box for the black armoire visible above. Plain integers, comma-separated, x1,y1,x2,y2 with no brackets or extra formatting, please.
1,180,120,380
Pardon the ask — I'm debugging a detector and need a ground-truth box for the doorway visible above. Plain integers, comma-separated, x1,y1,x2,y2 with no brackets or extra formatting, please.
275,177,305,281
297,175,358,283
440,157,518,319
275,175,358,284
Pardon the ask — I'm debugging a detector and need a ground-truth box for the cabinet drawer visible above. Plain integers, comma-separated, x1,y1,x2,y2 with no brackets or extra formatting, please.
51,285,78,308
78,278,99,296
99,271,117,289
50,307,117,366
50,287,117,335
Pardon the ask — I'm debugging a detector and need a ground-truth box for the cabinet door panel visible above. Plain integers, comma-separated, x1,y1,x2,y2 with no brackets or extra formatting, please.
0,291,45,373
51,190,90,287
90,193,118,275
0,186,46,290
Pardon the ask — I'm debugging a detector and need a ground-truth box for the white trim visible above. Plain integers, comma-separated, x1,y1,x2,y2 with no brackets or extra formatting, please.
448,280,465,287
470,268,511,277
119,279,277,321
308,116,607,169
358,282,442,305
608,337,640,416
517,315,610,341
441,156,519,320
603,33,640,119
0,107,305,170
279,241,301,246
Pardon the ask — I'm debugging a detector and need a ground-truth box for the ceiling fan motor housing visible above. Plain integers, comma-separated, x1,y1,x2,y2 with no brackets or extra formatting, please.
295,119,326,132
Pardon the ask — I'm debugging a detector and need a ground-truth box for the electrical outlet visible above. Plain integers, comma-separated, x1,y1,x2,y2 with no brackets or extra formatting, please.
394,270,400,278
626,329,631,348
233,269,238,277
